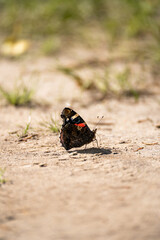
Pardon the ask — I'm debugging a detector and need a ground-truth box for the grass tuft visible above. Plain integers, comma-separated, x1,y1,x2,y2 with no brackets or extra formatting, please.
58,66,94,90
0,84,34,106
18,116,31,139
116,68,139,101
59,65,140,100
40,115,60,133
23,116,31,136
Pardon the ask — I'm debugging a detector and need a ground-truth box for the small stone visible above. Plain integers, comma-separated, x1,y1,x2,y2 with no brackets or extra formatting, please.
39,163,47,167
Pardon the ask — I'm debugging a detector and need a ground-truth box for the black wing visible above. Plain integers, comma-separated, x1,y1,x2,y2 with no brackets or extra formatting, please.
60,123,95,150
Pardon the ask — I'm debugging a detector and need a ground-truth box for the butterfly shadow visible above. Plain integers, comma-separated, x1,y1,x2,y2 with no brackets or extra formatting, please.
68,147,112,155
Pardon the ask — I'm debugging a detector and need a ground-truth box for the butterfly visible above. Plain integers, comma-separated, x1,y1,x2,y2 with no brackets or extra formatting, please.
60,107,97,150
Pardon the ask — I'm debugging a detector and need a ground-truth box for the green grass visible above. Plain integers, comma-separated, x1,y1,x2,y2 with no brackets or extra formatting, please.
41,37,61,55
0,83,34,106
116,69,139,100
40,115,60,133
59,65,140,100
58,66,94,90
17,116,31,139
0,168,6,185
0,0,159,44
23,116,31,136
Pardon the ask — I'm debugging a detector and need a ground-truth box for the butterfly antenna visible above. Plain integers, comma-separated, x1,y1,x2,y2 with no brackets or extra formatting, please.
94,116,104,129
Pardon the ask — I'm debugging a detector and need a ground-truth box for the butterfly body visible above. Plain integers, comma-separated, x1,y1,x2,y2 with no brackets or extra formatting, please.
60,108,96,150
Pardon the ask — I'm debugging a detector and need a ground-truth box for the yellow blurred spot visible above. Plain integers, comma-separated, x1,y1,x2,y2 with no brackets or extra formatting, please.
1,40,30,57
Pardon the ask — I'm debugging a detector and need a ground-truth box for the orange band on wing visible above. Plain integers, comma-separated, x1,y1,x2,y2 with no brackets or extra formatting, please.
74,123,86,127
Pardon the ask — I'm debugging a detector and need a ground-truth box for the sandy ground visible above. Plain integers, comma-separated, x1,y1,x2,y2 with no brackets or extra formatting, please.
0,51,160,240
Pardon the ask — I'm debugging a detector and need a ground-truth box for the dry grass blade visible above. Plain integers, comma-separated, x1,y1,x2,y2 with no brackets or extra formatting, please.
142,142,159,146
19,134,38,142
134,147,144,152
137,118,153,123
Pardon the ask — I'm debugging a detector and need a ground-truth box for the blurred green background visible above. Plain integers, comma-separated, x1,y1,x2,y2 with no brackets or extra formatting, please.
0,0,160,84
0,0,159,38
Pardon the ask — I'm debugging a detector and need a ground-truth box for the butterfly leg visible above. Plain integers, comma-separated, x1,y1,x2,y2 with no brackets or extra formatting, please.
95,138,99,148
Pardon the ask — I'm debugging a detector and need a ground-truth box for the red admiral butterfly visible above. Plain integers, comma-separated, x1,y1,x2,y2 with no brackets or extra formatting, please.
60,108,97,150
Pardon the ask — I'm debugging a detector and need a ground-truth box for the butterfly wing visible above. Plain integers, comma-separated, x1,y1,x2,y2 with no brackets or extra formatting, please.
60,123,95,150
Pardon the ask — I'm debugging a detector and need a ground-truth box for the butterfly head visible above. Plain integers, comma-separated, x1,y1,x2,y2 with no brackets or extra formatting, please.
61,107,76,118
61,107,76,125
